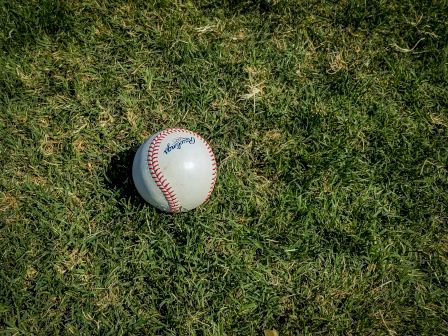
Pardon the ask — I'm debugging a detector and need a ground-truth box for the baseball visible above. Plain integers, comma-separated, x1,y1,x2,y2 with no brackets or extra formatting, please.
132,128,217,212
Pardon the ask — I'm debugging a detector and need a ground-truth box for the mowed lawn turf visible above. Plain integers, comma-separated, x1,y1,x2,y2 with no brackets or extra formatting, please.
1,0,447,335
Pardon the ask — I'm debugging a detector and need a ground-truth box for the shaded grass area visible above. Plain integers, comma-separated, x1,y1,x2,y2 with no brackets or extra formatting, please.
1,0,447,334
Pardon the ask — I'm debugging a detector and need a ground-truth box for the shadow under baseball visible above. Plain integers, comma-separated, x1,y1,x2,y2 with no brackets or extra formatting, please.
104,145,147,207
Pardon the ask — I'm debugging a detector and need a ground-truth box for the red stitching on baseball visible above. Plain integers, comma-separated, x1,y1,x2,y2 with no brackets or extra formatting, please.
147,128,217,212
147,128,183,212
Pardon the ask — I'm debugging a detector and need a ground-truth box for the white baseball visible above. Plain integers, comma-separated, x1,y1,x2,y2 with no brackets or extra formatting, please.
132,128,217,212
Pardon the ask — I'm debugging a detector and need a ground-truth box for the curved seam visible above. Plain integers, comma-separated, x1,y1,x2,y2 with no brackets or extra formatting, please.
146,128,217,212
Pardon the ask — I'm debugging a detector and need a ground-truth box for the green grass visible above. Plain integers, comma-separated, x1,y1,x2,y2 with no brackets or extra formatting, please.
1,0,448,334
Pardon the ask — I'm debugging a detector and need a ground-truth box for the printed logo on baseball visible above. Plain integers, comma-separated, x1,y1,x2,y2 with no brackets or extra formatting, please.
132,128,217,212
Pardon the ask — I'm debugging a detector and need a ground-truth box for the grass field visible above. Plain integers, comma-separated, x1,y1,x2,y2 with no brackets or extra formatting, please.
1,0,448,334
